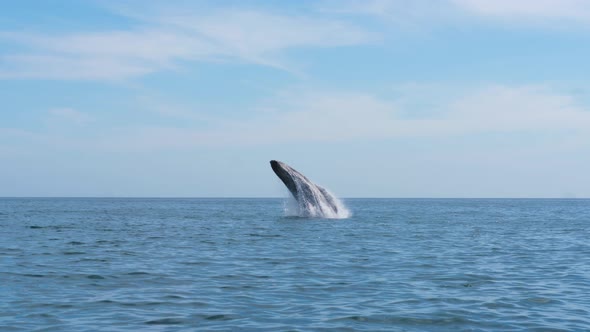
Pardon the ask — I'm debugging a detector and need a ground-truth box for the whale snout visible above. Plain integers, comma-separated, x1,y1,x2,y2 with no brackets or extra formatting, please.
270,160,282,173
270,160,293,190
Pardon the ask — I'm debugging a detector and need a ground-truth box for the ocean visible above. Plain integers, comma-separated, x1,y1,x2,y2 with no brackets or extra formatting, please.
1,198,589,331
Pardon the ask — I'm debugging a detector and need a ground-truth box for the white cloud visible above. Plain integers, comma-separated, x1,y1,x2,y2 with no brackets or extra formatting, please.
149,9,373,52
3,1,586,81
319,0,454,23
322,0,590,26
91,84,590,151
446,85,590,133
0,127,53,157
6,84,586,152
48,108,93,124
0,54,154,81
0,7,373,80
452,0,590,21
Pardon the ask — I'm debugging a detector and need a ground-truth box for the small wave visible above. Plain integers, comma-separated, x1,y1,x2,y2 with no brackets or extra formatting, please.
205,314,233,321
161,295,186,300
63,251,85,255
145,318,184,325
126,271,151,276
77,258,109,262
332,314,473,325
22,273,45,278
248,233,282,238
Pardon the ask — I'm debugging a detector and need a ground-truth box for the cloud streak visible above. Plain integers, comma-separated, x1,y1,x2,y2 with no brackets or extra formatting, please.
3,1,587,81
323,0,590,25
48,108,93,124
5,84,587,152
452,0,590,22
86,84,590,151
0,6,373,80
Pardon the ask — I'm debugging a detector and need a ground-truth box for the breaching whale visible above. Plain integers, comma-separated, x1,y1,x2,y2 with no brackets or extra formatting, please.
270,160,349,218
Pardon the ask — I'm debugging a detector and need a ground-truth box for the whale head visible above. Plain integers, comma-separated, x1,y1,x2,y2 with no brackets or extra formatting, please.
270,160,299,198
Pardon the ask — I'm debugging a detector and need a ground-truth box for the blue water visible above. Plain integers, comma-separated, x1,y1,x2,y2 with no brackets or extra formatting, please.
1,198,589,331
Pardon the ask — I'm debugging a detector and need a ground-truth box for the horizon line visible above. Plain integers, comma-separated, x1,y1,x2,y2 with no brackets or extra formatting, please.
0,196,588,200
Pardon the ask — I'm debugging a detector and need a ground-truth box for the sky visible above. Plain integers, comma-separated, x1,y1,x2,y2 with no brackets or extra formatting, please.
1,0,590,198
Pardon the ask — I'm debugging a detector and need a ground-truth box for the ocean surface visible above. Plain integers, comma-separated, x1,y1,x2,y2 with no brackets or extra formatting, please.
1,198,589,331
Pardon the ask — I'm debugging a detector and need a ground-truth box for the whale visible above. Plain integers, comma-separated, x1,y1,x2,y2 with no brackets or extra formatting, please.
270,160,347,218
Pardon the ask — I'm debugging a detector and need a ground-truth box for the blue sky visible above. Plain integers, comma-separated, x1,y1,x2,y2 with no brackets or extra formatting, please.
1,0,590,198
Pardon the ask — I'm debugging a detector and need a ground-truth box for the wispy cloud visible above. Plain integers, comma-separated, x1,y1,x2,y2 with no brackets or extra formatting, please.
319,0,454,23
48,108,93,124
452,0,590,22
322,0,590,26
0,54,154,80
0,5,373,80
3,1,586,81
0,127,53,156
89,84,590,151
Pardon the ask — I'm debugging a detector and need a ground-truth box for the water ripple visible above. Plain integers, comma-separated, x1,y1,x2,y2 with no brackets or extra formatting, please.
1,198,589,331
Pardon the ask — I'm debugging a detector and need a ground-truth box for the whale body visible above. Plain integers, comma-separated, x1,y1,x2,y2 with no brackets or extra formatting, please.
270,160,349,218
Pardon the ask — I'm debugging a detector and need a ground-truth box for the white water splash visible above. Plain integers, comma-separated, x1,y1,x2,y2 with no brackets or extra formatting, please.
280,166,351,219
282,195,300,217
